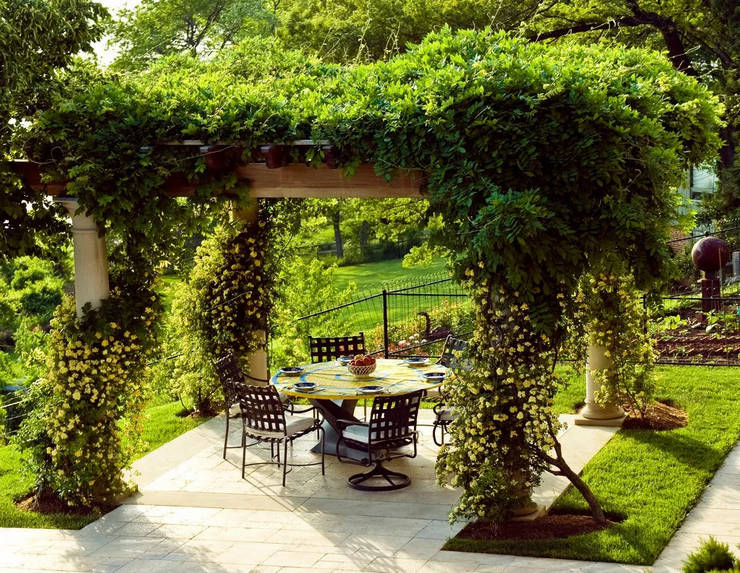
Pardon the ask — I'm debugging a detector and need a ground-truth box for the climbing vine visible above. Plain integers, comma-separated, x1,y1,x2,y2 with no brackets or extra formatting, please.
2,31,722,515
578,273,657,417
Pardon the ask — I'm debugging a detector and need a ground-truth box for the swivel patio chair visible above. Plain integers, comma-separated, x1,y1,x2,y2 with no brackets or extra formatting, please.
238,384,325,486
335,390,423,491
214,352,313,460
308,333,366,363
432,335,470,447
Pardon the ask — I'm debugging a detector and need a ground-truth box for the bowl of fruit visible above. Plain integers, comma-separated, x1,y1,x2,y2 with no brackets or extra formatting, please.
347,354,377,377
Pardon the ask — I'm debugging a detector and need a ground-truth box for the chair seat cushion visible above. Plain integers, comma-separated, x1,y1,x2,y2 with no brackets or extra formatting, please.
343,424,370,444
285,414,316,436
436,407,456,422
247,414,315,439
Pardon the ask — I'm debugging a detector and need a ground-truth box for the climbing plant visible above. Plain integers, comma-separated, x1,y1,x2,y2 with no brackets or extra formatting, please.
2,30,721,515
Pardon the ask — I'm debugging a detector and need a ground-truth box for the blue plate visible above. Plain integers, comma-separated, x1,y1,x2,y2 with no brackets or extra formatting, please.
358,385,384,394
404,357,428,366
337,356,353,365
422,372,446,381
294,382,316,390
279,367,304,377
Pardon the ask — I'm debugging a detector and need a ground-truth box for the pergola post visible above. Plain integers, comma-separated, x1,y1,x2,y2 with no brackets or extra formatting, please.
58,199,110,318
575,342,625,426
233,202,270,384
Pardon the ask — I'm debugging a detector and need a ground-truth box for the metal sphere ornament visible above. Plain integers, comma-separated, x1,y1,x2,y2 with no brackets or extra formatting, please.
691,237,730,276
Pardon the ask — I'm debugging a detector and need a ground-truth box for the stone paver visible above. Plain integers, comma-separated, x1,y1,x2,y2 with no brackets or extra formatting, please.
3,409,732,572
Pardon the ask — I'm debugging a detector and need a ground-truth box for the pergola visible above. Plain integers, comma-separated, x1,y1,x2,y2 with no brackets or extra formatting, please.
11,141,427,385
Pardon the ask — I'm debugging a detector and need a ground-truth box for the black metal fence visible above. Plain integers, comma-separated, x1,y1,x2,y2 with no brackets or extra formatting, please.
295,274,472,359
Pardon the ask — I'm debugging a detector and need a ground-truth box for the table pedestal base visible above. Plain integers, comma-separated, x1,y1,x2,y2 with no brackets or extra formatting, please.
309,398,368,462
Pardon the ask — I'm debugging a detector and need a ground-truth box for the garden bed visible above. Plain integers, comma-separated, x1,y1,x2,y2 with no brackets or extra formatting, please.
444,365,740,564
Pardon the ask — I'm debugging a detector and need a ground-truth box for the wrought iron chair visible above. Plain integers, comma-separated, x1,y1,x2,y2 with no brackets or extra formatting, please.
432,335,470,446
335,390,423,491
238,384,325,486
309,332,369,418
214,352,313,460
308,333,366,363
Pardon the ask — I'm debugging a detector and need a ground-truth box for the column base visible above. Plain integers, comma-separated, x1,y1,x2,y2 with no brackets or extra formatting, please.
509,505,547,522
574,412,625,427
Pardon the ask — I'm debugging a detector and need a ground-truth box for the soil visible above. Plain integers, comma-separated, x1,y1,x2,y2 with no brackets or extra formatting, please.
457,511,622,541
622,399,687,431
656,310,740,364
15,492,99,516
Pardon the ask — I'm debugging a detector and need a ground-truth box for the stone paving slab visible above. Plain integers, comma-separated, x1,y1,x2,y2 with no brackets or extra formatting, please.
5,408,729,572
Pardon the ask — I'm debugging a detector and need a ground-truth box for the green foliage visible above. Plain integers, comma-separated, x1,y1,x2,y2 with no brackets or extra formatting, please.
575,273,657,416
109,0,276,71
166,214,275,413
270,255,356,368
0,256,65,330
16,269,161,506
5,28,722,517
684,538,738,573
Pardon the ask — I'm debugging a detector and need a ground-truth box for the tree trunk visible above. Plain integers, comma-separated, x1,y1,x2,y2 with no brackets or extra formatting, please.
332,210,343,258
360,220,369,255
538,435,607,524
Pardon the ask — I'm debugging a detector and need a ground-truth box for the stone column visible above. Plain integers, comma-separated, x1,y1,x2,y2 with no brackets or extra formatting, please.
574,343,625,426
233,201,270,384
58,199,110,318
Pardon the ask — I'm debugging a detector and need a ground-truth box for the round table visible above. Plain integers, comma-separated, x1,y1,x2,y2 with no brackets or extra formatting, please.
271,358,446,460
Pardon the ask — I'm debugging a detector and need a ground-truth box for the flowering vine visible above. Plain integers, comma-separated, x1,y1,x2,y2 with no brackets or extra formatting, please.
18,268,160,506
578,273,657,417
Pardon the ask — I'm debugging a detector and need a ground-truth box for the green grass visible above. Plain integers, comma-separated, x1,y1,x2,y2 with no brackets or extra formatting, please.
331,258,449,292
444,365,740,565
0,400,211,529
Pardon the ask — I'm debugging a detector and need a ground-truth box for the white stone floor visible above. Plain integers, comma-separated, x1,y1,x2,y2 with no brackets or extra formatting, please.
0,409,734,572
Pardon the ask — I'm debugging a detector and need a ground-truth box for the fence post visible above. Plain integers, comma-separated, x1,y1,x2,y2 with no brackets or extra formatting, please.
382,288,389,358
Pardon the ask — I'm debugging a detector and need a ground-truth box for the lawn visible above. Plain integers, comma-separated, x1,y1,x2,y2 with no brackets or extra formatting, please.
330,258,449,292
0,400,211,529
444,365,740,565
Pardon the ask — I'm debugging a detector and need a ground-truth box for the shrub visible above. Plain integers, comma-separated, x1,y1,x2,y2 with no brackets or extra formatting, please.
683,537,738,573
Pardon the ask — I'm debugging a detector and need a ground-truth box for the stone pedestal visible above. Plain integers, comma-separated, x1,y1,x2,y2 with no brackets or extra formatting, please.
700,276,721,312
58,199,110,318
575,343,625,427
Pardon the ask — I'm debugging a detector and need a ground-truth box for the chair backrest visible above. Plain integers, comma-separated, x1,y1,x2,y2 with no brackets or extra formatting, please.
437,335,470,369
237,384,287,437
309,333,366,363
368,390,422,446
214,352,245,404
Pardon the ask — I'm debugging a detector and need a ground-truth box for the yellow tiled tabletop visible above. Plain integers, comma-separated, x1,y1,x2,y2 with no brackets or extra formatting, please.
271,358,446,400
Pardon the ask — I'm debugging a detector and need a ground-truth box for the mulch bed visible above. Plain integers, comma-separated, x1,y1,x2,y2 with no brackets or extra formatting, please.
622,399,688,431
15,491,115,516
457,512,622,541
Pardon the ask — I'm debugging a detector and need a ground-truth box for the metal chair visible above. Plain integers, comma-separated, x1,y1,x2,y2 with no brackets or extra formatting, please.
309,333,369,418
214,352,313,460
432,335,470,446
308,333,366,363
335,390,423,491
238,384,325,486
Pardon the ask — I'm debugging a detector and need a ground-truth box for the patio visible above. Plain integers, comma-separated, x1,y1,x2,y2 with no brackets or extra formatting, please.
0,409,632,572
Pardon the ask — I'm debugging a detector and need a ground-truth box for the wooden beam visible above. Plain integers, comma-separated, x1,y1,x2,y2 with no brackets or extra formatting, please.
235,164,426,198
12,160,427,199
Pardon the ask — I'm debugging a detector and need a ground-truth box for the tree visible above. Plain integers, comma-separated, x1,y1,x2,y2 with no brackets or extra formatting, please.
278,0,536,62
108,0,275,70
1,0,107,260
519,0,738,223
